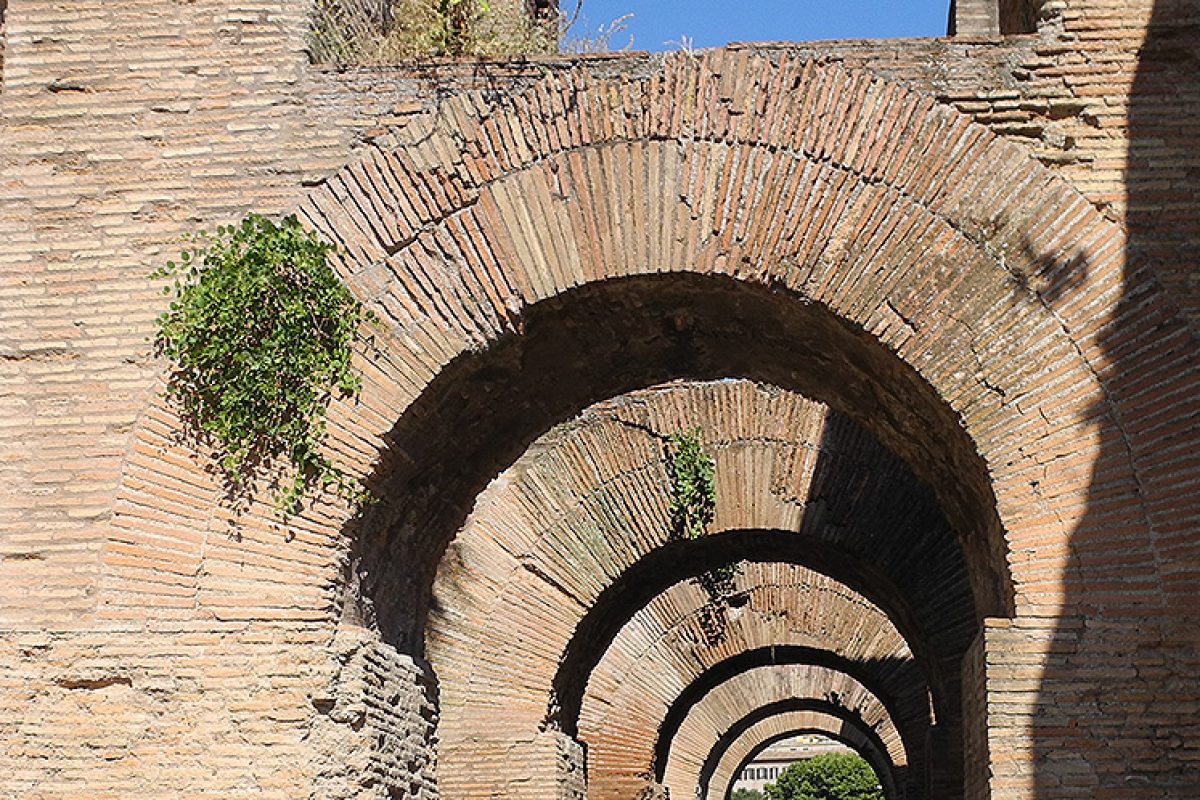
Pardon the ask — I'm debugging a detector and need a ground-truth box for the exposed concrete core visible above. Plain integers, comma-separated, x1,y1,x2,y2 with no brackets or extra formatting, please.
310,627,439,799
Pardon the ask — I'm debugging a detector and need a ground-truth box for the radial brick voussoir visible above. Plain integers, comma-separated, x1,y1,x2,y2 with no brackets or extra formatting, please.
7,0,1200,795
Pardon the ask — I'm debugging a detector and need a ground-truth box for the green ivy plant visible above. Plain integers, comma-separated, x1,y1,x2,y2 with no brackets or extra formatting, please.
666,429,716,540
666,429,741,611
153,213,374,518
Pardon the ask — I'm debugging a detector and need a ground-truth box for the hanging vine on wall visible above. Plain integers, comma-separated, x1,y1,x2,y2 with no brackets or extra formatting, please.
153,213,374,518
666,429,741,616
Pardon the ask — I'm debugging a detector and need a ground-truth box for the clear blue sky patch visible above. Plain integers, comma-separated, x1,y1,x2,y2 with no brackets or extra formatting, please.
564,0,951,51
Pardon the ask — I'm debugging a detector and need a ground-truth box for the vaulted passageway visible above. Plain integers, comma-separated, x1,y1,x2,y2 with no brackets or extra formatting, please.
287,50,1147,800
578,561,925,798
7,0,1196,797
423,380,975,797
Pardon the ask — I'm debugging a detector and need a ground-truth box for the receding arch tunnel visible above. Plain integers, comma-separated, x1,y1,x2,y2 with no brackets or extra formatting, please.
659,663,904,800
649,645,920,786
413,377,998,799
308,75,1105,794
696,699,899,800
356,273,1015,653
579,563,931,798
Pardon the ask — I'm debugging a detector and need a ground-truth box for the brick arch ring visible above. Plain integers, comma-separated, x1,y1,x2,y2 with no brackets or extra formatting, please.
107,51,1146,643
291,51,1144,647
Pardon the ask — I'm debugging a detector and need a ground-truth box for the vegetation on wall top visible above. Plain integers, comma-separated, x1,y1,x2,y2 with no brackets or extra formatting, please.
309,0,560,65
153,213,373,518
308,0,628,65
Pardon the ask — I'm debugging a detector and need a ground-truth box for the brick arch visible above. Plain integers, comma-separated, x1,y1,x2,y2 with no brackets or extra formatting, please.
303,53,1149,800
425,380,969,798
650,646,920,788
579,562,927,800
714,720,896,800
102,50,1147,636
661,663,904,800
96,47,1154,800
290,50,1148,646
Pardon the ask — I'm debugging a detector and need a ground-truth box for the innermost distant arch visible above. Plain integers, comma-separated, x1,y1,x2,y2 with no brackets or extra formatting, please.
568,0,951,51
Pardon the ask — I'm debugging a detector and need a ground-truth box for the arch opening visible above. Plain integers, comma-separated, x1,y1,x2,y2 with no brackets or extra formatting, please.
648,645,922,787
416,373,994,799
691,698,899,800
722,728,896,800
356,272,1014,653
374,270,1019,800
572,556,933,799
554,530,957,739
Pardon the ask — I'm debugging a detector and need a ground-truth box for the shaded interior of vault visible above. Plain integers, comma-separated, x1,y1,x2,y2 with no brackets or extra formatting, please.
353,273,1013,650
347,272,1014,799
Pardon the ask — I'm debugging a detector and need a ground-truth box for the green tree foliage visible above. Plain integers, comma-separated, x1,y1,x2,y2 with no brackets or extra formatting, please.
732,789,766,800
764,754,884,800
154,214,373,517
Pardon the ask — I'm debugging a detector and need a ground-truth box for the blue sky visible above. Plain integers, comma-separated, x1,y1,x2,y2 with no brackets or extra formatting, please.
564,0,951,52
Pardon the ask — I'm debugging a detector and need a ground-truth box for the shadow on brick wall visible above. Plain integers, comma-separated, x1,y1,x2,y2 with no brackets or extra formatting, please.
1030,0,1200,795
